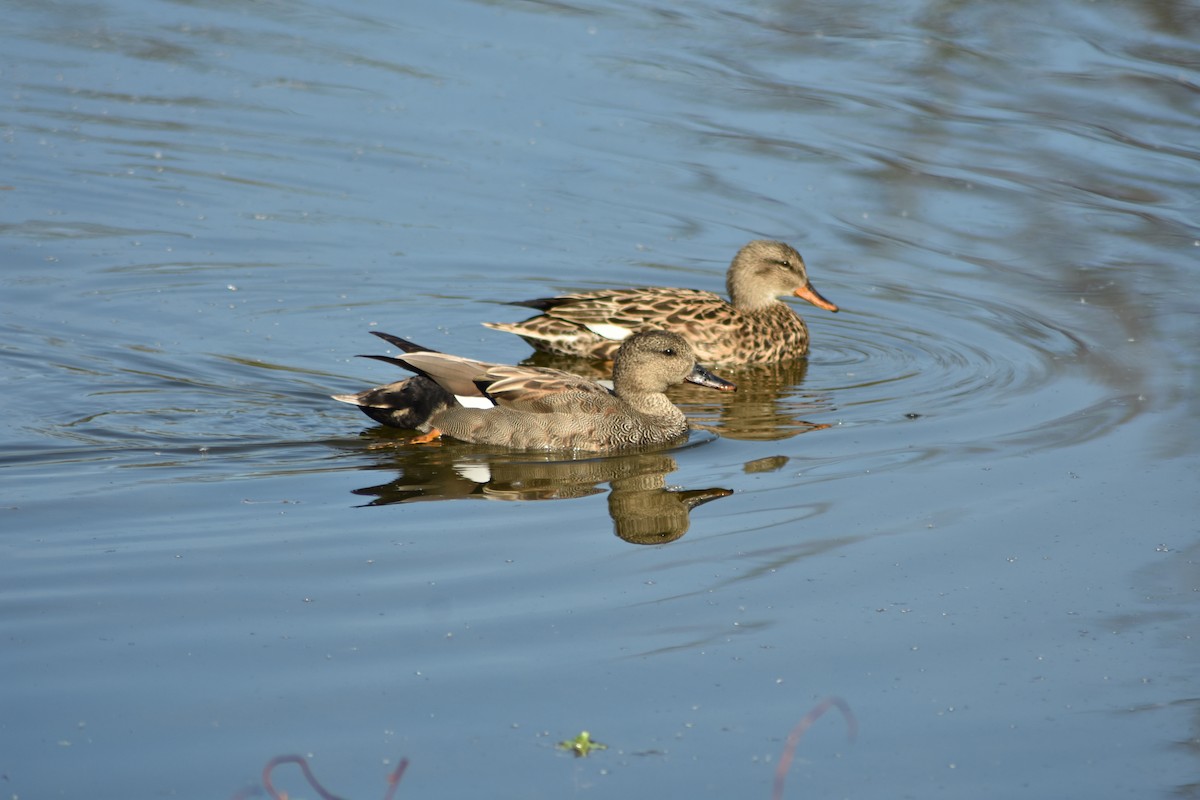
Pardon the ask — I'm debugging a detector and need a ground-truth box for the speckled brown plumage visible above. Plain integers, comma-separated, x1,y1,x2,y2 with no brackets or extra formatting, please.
483,240,838,364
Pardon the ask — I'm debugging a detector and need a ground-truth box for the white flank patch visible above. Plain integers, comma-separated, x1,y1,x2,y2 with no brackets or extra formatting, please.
455,394,495,409
454,462,492,484
583,322,633,341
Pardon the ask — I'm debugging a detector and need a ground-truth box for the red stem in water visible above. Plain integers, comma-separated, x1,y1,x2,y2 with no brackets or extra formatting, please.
772,696,857,800
261,754,348,800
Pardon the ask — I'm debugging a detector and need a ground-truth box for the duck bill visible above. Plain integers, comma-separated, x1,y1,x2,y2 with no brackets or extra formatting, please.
794,282,839,312
686,363,737,392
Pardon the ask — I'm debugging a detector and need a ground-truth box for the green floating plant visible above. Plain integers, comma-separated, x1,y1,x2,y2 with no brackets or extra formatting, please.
557,730,608,758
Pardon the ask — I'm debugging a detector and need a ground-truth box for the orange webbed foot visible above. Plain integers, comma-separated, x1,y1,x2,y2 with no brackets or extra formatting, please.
410,428,443,444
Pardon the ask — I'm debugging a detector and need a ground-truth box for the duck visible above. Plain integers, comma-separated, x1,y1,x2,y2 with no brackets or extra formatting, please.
482,240,838,364
332,330,736,452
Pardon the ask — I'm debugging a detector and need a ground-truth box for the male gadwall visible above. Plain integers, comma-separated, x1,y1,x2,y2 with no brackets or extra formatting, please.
333,330,735,452
483,240,838,364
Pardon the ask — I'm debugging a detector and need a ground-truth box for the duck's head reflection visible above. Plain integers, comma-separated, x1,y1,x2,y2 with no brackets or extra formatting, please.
351,447,732,545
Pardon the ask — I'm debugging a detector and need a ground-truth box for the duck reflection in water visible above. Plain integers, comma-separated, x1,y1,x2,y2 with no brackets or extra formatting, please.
350,449,731,545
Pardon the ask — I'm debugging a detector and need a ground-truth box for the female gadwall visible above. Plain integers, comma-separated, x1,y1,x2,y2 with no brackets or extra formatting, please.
483,240,838,364
333,330,735,452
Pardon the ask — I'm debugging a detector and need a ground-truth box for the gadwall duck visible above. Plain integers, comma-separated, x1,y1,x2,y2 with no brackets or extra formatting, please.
333,330,735,452
483,240,838,364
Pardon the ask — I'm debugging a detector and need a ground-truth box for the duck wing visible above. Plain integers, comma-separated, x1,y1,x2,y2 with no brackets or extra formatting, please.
392,351,497,400
360,331,496,401
478,364,615,413
527,287,728,340
361,331,615,412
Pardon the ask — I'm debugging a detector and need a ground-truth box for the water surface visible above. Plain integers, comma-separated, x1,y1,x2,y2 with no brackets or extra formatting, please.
2,1,1198,797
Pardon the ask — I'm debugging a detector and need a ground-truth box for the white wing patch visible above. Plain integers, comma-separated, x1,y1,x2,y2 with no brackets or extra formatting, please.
454,395,495,409
583,322,634,341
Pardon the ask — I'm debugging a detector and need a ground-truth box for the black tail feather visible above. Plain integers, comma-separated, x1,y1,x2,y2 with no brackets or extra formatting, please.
370,331,441,353
336,374,453,429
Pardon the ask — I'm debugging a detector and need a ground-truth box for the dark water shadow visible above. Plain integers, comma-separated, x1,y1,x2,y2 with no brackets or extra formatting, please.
346,433,732,545
521,352,832,441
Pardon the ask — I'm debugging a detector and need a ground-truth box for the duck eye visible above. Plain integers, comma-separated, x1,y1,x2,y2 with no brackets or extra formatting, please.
663,347,676,356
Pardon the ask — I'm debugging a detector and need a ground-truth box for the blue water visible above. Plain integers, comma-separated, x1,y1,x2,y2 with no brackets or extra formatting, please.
2,1,1197,797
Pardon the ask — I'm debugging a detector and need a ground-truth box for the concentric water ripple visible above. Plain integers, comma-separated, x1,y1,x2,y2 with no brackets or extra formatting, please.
670,282,1114,460
815,285,1086,411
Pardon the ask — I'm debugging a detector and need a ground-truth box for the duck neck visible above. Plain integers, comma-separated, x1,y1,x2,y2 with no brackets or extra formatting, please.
621,391,686,426
727,273,781,312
